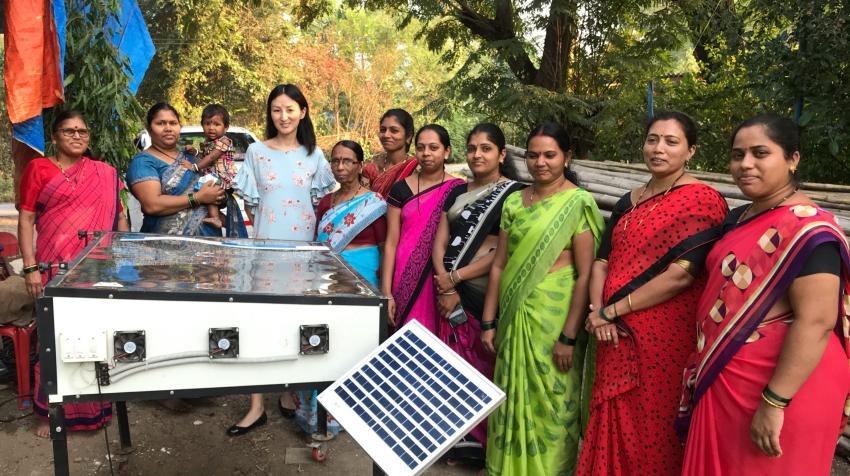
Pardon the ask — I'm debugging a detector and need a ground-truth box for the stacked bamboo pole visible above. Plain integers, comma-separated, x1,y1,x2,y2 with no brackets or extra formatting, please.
500,145,850,234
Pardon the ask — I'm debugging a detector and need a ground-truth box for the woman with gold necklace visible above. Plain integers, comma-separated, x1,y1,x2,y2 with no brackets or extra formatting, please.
382,124,464,332
578,112,728,475
431,123,523,466
480,122,603,475
679,114,850,476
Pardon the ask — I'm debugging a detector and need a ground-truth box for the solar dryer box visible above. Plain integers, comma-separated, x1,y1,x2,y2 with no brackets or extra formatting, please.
37,232,387,404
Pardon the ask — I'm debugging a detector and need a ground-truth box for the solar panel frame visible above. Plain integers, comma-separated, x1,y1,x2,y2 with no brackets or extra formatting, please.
318,319,506,476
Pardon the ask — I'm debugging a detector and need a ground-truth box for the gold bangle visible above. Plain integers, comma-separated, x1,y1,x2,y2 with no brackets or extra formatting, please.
627,293,634,313
673,259,698,276
761,393,786,409
595,258,608,264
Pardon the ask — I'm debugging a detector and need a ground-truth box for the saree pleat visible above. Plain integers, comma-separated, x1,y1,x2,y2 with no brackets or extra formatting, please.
486,189,603,476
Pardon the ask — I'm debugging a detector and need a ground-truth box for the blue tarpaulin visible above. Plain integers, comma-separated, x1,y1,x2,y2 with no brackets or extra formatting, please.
10,0,154,153
106,0,156,95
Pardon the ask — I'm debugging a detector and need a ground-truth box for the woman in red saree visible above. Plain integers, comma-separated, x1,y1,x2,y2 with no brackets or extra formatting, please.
382,124,463,332
578,112,727,475
679,114,850,476
17,110,128,437
363,109,418,196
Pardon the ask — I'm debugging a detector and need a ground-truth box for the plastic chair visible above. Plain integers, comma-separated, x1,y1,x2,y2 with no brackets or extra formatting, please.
0,232,37,409
0,322,37,409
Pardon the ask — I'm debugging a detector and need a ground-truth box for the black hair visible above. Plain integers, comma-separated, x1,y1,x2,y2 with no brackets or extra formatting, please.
645,111,698,148
526,122,579,185
265,84,317,155
466,123,506,151
415,124,451,150
731,113,802,186
52,109,87,133
731,113,800,160
201,104,230,127
380,108,415,151
146,103,180,128
333,140,365,162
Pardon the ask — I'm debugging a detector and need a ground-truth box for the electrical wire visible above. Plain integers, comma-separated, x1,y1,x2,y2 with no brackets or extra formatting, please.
95,363,116,476
109,354,299,384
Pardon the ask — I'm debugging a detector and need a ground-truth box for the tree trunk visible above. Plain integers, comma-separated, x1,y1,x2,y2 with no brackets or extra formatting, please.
535,0,578,91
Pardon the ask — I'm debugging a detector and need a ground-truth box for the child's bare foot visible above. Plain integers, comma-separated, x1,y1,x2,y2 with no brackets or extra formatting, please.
203,217,223,228
35,420,50,438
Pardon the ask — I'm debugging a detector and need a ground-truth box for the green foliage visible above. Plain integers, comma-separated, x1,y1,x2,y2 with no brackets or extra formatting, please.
135,2,474,159
137,0,293,131
46,0,145,172
660,0,850,183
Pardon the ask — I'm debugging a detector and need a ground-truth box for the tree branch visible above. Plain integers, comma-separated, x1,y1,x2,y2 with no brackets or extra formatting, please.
449,0,537,84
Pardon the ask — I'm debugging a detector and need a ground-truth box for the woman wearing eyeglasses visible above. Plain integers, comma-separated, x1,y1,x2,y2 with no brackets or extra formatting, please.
316,140,387,287
18,110,129,438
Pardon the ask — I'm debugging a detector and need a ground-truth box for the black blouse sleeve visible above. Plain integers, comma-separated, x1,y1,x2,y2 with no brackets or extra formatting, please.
386,180,413,208
798,241,841,277
442,184,467,212
597,192,632,261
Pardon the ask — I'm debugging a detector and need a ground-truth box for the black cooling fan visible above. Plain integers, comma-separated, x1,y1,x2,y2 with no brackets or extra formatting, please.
300,324,329,355
209,327,239,359
113,330,146,362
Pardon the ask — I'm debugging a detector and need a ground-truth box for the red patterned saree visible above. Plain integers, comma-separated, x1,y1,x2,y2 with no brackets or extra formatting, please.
367,157,418,197
29,157,121,429
578,183,727,476
679,204,850,476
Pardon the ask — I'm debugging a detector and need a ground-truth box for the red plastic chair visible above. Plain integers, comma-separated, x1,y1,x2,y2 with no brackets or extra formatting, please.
0,322,37,410
0,231,37,409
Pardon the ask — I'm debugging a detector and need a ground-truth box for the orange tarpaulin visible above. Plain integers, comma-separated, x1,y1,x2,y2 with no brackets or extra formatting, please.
3,0,64,124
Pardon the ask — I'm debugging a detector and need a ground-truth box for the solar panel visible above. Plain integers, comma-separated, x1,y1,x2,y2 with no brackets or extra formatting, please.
317,320,505,475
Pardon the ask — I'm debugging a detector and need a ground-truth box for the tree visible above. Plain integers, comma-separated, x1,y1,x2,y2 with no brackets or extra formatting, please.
47,0,145,171
137,0,293,130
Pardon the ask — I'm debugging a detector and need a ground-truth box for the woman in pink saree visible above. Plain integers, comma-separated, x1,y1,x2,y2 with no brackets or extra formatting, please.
678,114,850,475
382,124,463,332
18,110,128,437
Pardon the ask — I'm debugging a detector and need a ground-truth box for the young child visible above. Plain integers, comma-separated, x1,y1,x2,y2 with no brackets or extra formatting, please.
191,104,237,228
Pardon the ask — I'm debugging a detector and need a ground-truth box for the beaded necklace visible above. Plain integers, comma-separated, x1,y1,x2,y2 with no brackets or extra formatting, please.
623,171,686,230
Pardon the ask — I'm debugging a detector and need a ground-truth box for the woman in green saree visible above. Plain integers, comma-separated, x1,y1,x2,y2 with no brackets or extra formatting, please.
480,123,603,475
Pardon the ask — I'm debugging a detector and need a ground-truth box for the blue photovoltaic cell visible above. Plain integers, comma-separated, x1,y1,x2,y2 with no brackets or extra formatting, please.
333,327,496,472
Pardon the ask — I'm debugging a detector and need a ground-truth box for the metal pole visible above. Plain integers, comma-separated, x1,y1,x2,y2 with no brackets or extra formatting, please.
647,80,655,119
116,401,132,448
50,404,70,476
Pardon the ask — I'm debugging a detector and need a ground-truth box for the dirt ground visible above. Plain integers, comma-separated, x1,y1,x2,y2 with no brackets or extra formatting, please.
2,385,849,476
0,388,482,476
